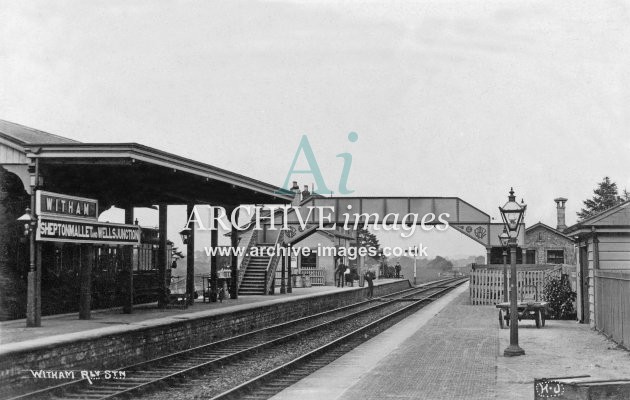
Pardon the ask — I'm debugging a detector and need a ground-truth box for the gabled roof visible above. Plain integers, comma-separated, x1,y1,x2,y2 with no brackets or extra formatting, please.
286,224,355,245
565,200,630,234
526,222,574,241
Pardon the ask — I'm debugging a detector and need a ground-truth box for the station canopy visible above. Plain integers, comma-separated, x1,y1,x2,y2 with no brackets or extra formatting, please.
0,120,293,209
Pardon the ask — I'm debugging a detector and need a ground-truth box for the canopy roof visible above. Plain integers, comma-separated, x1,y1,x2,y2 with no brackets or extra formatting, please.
0,119,293,209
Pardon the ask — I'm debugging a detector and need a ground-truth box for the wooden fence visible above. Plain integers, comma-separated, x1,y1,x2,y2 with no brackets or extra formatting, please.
470,266,561,305
274,268,326,286
304,269,325,286
594,270,630,347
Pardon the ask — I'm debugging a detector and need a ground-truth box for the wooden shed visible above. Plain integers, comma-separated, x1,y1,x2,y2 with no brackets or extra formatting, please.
565,201,630,346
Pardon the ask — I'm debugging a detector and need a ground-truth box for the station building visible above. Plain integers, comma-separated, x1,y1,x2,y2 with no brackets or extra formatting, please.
486,198,575,268
0,119,293,324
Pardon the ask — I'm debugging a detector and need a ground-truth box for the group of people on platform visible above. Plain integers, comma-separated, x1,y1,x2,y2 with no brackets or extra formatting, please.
334,259,402,299
381,262,402,279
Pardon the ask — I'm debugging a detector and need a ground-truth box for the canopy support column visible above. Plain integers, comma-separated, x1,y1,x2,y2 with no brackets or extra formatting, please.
26,159,41,327
210,226,218,302
280,252,286,294
122,206,134,313
229,207,240,300
79,244,94,319
186,204,195,305
158,204,168,308
287,251,292,293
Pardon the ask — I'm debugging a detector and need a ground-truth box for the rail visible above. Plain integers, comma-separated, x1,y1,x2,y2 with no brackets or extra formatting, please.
8,278,464,400
210,278,467,399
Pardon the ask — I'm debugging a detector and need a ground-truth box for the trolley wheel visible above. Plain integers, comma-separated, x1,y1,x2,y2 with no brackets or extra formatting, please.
535,310,542,328
541,310,546,327
499,309,505,329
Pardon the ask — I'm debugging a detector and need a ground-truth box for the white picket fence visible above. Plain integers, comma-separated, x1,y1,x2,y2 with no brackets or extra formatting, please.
469,266,561,305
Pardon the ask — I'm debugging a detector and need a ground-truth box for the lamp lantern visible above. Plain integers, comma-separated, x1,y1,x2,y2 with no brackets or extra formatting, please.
499,187,526,239
179,227,192,245
498,228,510,249
17,208,36,236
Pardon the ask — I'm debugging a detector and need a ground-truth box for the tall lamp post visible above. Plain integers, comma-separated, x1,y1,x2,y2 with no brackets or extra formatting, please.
499,228,509,302
499,188,526,357
18,208,38,326
404,246,418,285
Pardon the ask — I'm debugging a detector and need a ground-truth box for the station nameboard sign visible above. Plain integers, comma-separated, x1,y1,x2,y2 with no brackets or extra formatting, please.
36,190,98,220
36,217,141,245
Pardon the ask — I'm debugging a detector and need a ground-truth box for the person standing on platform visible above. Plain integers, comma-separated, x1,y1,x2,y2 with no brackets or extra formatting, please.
395,262,401,278
344,266,352,287
218,287,225,303
365,270,375,298
335,260,346,287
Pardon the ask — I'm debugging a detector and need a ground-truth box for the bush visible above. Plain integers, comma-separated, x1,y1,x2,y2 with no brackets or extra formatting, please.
543,274,576,319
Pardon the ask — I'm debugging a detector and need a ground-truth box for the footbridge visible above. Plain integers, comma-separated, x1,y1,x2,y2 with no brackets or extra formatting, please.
280,196,524,248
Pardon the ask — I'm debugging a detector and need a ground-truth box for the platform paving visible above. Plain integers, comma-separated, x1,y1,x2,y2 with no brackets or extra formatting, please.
0,279,401,349
496,315,630,399
271,282,630,400
271,282,495,400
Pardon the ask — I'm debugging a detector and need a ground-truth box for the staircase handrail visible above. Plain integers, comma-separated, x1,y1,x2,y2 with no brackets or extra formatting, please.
264,230,284,295
237,230,259,292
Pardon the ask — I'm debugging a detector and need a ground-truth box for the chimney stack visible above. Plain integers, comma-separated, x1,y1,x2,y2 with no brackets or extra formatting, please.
554,197,568,231
291,181,301,206
301,185,311,200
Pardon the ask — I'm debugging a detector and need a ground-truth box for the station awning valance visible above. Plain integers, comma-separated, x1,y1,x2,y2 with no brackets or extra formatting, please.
24,142,293,209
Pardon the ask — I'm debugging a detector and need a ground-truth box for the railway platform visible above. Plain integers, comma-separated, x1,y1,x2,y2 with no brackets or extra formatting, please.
0,278,411,397
1,281,399,347
0,279,406,347
271,282,630,400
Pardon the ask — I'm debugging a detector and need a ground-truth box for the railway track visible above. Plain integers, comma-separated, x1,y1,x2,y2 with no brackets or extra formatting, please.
9,278,467,400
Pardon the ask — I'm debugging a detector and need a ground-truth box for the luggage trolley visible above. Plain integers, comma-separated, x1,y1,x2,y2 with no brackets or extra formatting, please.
496,284,548,329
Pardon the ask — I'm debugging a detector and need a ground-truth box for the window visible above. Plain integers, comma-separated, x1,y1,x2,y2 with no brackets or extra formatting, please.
300,251,317,269
526,250,536,264
490,247,523,264
547,250,564,264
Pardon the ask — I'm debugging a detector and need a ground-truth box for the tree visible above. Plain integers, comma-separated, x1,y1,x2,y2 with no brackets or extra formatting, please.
426,256,453,272
577,177,624,221
357,228,381,260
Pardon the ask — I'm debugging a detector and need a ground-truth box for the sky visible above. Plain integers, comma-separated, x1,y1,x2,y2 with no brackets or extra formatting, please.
2,0,629,257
